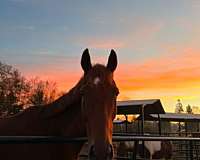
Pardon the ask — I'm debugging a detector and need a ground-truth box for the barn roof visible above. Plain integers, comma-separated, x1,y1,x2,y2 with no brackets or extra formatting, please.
117,99,165,115
136,113,200,122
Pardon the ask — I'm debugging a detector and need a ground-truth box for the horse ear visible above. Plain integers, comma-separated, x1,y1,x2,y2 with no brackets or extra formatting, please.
107,49,117,72
81,48,92,73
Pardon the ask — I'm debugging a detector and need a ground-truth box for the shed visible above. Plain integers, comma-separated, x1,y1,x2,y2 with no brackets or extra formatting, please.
117,99,165,115
116,99,165,134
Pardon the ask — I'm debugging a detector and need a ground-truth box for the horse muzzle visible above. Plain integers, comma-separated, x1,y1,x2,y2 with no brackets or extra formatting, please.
89,144,113,160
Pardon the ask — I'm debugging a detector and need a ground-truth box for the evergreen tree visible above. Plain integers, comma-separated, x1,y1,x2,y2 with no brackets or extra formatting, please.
186,104,193,114
175,99,184,113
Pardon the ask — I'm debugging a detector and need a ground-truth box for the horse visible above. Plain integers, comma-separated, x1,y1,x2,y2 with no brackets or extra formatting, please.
0,48,119,160
117,140,173,160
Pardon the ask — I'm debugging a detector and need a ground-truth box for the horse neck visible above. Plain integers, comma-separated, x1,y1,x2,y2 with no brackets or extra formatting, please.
40,77,86,136
42,77,84,118
49,101,86,137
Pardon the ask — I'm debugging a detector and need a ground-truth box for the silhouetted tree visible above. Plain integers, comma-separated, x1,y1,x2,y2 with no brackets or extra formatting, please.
0,61,59,117
0,61,30,116
175,99,184,133
28,78,58,106
186,104,193,114
175,99,184,113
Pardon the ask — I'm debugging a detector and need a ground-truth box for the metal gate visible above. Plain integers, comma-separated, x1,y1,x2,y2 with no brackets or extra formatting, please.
0,135,200,160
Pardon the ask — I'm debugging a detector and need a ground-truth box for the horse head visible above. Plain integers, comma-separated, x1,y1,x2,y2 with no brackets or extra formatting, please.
80,49,119,160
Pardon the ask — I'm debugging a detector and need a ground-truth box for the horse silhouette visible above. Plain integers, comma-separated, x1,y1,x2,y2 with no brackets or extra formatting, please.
0,48,119,160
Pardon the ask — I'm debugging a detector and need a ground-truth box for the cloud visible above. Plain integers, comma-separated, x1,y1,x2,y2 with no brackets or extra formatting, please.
189,0,200,8
16,26,35,31
0,25,35,32
9,0,26,2
116,48,200,92
115,49,200,112
22,47,200,95
69,19,164,50
88,39,124,49
123,21,164,48
77,37,125,49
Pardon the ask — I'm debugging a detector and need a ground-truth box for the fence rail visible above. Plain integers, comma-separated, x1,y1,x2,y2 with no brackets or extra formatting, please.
0,135,199,144
0,135,200,159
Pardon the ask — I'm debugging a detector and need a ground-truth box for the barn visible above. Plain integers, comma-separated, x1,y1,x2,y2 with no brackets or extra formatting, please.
112,99,200,160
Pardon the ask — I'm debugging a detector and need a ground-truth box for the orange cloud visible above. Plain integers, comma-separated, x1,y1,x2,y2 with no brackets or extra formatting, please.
115,49,200,111
116,49,200,91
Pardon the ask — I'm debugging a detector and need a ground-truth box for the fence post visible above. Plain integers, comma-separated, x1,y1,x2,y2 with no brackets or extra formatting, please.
133,141,138,160
186,141,189,160
158,114,161,135
141,105,145,160
189,140,193,160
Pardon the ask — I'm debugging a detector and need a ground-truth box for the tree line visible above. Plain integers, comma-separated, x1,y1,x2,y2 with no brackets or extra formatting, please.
0,61,60,117
175,99,193,114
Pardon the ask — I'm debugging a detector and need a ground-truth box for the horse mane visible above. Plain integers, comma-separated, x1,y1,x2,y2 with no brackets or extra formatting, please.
40,76,85,118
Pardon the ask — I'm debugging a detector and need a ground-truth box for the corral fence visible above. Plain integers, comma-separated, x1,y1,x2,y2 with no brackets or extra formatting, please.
0,135,200,160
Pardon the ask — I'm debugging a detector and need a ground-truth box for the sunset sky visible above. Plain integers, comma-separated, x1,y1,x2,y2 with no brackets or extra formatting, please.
1,0,200,112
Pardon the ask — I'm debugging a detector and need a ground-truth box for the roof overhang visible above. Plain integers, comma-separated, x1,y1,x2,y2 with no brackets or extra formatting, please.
136,113,200,122
117,99,165,115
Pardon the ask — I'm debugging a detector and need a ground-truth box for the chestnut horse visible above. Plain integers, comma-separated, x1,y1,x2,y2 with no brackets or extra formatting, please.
0,49,119,160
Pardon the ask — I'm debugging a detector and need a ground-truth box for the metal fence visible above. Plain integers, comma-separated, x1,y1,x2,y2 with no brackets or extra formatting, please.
0,135,200,160
112,134,200,160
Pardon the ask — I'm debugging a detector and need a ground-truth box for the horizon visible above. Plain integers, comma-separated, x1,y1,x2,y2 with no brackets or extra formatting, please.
1,1,200,112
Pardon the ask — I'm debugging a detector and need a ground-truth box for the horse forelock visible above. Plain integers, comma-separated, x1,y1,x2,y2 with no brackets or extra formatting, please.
84,64,114,87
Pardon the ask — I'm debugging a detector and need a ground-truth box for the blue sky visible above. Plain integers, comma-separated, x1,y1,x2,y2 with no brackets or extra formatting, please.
1,0,200,112
0,0,196,58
